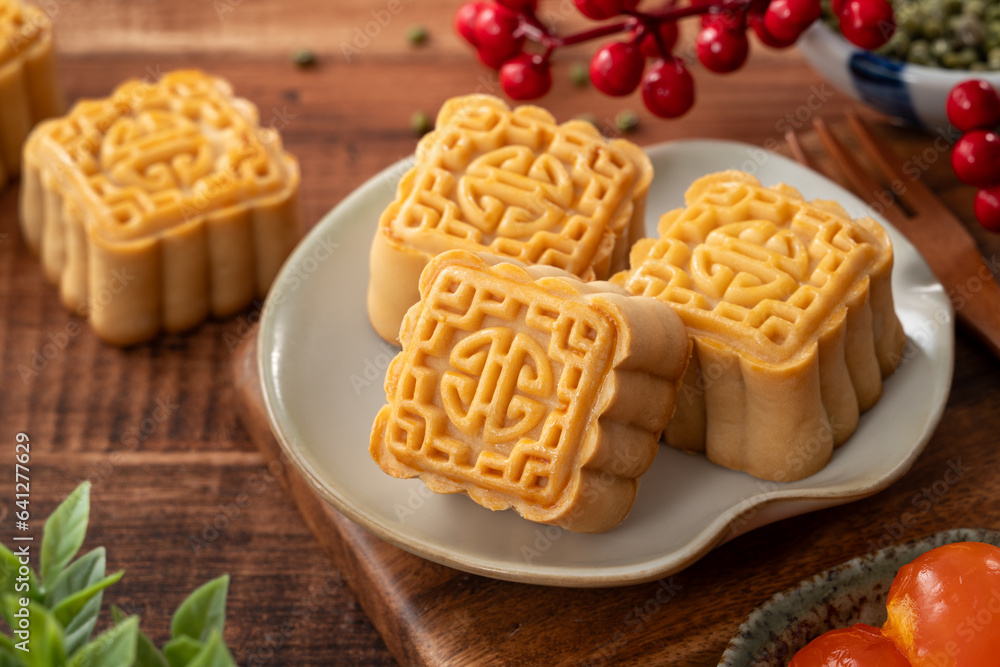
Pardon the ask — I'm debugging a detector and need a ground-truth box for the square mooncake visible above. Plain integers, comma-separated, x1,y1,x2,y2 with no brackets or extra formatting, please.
20,69,301,345
367,94,654,343
370,250,689,533
0,0,63,185
613,171,906,482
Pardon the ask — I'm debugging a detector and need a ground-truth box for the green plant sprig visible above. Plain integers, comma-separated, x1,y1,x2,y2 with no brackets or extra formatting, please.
0,483,236,667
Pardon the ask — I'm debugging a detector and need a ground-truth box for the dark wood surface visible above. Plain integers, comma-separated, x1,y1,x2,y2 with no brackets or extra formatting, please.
2,1,1000,665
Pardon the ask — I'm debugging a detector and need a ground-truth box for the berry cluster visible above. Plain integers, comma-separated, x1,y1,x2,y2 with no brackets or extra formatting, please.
455,0,896,118
947,79,1000,232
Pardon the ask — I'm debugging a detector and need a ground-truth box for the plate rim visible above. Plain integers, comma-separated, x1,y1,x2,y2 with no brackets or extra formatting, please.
257,138,955,588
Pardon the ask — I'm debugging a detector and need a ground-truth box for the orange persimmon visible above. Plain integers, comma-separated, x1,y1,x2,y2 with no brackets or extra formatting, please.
789,623,912,667
881,541,1000,667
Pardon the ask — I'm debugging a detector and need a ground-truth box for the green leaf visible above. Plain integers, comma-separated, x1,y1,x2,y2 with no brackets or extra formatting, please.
62,593,102,657
163,636,203,667
135,628,170,667
111,608,169,667
0,544,41,604
0,599,14,633
2,600,67,667
52,569,123,629
170,575,229,643
0,647,26,667
110,605,126,625
45,547,105,608
41,482,90,587
67,616,137,667
187,630,236,667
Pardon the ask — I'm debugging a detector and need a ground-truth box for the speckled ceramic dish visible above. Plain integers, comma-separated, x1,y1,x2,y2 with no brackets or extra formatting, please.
719,528,1000,666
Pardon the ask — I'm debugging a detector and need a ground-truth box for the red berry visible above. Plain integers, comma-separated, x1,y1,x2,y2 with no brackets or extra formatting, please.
590,41,645,96
701,7,746,30
952,130,1000,189
639,21,680,59
832,0,847,13
975,186,1000,232
838,0,896,50
455,2,488,47
573,0,640,21
642,58,695,118
495,0,538,11
764,0,821,44
500,54,552,99
473,4,524,69
749,11,799,48
947,80,1000,133
697,20,750,73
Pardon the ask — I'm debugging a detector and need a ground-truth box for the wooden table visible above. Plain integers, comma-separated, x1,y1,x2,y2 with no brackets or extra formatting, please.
2,1,999,664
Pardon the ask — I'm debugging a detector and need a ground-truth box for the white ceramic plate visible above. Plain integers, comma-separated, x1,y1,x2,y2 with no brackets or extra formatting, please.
258,139,954,588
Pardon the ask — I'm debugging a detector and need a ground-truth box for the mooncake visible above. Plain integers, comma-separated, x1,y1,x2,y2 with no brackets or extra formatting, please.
20,69,301,346
612,171,906,482
367,94,654,344
0,0,64,186
370,249,689,533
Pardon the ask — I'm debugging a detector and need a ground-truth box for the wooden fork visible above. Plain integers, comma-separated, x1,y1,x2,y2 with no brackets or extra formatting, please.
786,112,1000,360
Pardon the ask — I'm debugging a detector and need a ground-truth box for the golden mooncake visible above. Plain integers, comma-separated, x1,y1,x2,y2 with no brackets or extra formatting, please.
0,0,64,186
370,249,689,533
612,171,906,482
367,94,654,344
20,69,301,346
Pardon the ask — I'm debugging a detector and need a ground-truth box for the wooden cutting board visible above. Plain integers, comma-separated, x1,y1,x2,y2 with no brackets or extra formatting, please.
231,327,1000,666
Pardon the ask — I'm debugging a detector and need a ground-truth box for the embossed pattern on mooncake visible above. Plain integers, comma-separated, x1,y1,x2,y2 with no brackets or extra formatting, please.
371,250,689,533
613,171,906,482
367,94,653,344
20,69,301,345
0,0,63,185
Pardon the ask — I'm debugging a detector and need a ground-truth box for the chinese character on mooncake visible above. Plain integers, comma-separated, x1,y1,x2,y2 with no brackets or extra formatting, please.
0,0,64,187
370,250,690,533
20,70,301,346
613,171,906,482
367,94,654,344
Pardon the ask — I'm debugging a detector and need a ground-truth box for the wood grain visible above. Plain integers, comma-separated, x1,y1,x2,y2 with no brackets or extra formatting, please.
1,1,999,664
232,330,1000,667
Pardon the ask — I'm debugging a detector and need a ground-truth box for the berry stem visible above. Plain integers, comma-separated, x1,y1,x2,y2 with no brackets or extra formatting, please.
638,0,753,22
519,19,636,48
519,0,757,50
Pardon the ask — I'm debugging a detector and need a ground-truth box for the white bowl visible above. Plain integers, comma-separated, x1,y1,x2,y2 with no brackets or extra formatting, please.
798,21,1000,131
